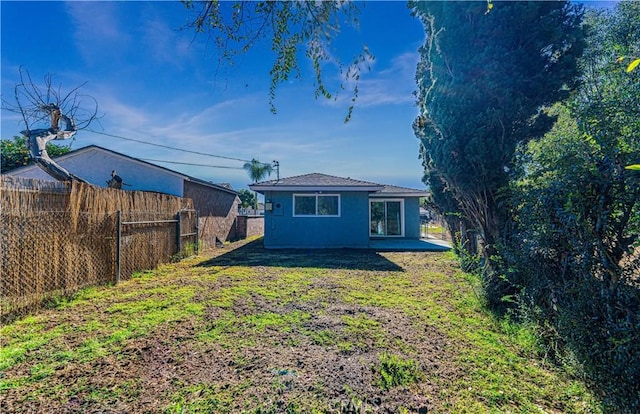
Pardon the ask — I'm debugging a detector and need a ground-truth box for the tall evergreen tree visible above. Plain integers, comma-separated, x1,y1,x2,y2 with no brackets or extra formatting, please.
412,1,585,287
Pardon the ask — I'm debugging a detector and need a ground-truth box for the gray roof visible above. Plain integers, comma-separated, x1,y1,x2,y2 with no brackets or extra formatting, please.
256,173,381,187
374,184,429,197
250,172,427,197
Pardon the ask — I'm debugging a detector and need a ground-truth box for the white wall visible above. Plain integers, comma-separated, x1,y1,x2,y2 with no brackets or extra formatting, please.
5,148,185,196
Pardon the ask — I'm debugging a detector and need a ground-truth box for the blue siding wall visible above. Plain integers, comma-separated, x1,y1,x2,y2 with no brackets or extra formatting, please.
263,191,370,248
404,197,422,239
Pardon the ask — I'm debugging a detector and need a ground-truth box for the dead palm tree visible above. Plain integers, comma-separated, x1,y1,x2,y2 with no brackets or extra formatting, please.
243,159,273,214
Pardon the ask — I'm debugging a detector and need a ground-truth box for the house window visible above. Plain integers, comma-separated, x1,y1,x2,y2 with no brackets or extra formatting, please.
370,199,404,237
293,194,340,217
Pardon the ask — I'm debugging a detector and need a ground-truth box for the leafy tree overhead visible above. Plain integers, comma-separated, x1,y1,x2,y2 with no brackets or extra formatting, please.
411,1,585,284
1,136,71,173
182,0,371,122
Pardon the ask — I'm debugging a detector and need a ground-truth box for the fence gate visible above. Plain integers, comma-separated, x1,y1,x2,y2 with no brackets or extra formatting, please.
115,209,198,283
177,208,199,253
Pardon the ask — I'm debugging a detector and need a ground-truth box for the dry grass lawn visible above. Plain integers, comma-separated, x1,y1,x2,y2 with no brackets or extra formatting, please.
0,238,600,413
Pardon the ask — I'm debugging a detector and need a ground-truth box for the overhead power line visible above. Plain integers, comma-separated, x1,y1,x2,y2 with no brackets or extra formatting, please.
86,128,252,163
140,158,245,169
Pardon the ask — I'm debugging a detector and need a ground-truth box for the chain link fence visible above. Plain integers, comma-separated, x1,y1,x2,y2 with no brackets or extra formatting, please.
420,209,451,242
1,176,195,323
1,211,117,320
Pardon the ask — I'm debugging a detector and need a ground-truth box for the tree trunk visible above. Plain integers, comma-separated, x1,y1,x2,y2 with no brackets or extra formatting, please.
25,129,85,183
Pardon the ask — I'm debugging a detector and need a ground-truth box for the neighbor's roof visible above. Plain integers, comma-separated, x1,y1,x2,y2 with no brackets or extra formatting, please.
372,184,429,197
6,145,238,195
250,173,427,196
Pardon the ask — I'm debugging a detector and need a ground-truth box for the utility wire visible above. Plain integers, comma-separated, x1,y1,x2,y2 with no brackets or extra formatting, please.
140,158,245,169
86,128,252,163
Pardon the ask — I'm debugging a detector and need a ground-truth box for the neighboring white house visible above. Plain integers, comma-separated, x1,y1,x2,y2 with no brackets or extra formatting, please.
6,145,192,196
5,145,241,245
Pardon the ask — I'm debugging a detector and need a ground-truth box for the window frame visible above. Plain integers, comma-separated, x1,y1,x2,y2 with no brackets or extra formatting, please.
369,198,405,237
293,193,341,217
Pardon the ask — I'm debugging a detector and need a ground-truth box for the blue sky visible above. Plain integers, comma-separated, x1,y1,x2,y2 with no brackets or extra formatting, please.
1,1,618,191
1,1,427,191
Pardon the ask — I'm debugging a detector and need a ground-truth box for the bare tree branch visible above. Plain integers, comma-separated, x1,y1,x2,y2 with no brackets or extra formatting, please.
1,67,101,182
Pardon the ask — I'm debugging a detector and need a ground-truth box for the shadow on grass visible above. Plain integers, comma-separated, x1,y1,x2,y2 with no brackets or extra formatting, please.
197,239,404,272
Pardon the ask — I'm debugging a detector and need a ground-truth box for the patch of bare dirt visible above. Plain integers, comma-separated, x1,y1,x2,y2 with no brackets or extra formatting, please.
1,239,464,413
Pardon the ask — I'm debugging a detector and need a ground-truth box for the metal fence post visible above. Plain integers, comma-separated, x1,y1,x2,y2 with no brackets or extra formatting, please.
176,211,182,253
195,210,199,255
116,210,121,284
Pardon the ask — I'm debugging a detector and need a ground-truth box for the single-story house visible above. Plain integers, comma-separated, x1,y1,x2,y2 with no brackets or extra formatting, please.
249,173,429,249
5,145,240,246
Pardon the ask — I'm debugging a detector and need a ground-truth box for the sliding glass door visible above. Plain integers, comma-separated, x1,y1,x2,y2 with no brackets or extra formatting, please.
370,200,403,237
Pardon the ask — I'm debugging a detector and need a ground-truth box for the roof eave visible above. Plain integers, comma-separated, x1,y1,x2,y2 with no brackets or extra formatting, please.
185,177,239,195
370,192,429,198
249,185,384,193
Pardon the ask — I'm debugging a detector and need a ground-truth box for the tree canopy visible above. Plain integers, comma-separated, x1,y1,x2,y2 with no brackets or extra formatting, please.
412,0,585,264
238,188,257,209
243,158,273,184
413,2,638,408
183,0,371,121
1,136,71,173
2,68,99,181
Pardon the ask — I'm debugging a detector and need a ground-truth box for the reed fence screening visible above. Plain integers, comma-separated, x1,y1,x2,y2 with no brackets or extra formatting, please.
1,176,196,323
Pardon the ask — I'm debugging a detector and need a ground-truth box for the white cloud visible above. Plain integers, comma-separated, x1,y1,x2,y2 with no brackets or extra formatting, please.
65,2,130,66
1,112,26,137
91,92,150,130
140,13,194,67
325,51,419,108
357,51,419,105
79,91,320,161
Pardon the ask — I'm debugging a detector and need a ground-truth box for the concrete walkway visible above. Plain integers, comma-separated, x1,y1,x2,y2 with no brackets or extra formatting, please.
369,237,451,252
